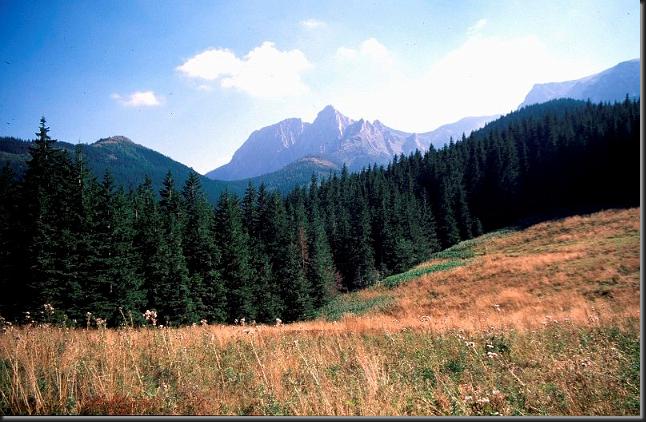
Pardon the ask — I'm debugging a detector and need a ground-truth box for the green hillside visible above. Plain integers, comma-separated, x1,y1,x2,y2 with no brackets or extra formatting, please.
0,137,341,201
0,136,241,202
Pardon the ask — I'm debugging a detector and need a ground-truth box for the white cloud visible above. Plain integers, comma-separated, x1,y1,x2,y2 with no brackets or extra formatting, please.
111,91,162,107
177,42,312,97
335,46,358,60
328,34,596,132
359,38,391,62
300,18,326,29
467,18,487,37
176,48,241,80
335,38,392,65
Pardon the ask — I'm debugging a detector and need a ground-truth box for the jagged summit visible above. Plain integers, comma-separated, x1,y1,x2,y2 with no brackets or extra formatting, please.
206,105,496,181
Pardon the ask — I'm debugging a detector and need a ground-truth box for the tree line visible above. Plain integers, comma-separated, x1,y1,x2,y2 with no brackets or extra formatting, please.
0,98,639,326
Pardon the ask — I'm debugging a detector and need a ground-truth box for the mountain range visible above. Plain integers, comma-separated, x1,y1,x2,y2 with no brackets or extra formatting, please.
208,59,639,182
206,106,500,181
0,58,639,199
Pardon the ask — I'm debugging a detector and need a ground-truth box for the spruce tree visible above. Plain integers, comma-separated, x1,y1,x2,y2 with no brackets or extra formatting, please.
132,176,165,318
20,117,80,314
157,171,194,325
214,191,256,322
84,173,145,325
181,171,226,323
348,195,377,289
306,176,337,308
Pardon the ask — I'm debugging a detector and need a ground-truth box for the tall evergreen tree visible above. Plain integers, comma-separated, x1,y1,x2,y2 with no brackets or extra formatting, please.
214,191,256,321
157,171,194,325
19,117,80,313
132,176,165,317
306,176,337,308
181,171,226,323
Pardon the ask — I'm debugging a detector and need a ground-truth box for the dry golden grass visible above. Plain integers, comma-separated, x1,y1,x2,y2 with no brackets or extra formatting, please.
0,208,640,415
363,207,640,333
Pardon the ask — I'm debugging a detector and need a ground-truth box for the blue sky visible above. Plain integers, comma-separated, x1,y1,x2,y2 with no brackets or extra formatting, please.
0,0,640,173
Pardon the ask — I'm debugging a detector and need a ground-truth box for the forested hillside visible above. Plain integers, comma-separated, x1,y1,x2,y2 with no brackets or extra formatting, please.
0,136,241,202
0,98,639,326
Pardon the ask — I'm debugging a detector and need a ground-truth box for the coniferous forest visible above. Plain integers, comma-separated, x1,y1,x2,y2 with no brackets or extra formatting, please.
0,98,639,326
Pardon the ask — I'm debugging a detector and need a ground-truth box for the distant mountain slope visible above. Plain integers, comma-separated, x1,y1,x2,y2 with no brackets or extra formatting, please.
243,156,341,193
206,105,496,181
0,136,242,202
419,114,501,146
519,58,639,108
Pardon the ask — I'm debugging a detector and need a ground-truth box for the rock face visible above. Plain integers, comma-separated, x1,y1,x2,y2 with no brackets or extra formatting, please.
519,59,640,108
206,105,496,180
210,118,309,181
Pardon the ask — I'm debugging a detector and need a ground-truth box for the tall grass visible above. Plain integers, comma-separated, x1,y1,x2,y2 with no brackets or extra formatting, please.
0,208,640,415
0,320,639,415
378,261,465,288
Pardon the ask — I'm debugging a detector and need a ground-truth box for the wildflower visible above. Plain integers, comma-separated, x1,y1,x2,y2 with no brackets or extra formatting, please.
143,310,157,326
234,318,239,325
43,303,55,315
275,318,283,326
240,317,246,326
95,318,107,329
200,319,208,326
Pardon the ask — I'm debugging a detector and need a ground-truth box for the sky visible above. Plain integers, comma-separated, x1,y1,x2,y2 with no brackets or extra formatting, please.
0,0,640,174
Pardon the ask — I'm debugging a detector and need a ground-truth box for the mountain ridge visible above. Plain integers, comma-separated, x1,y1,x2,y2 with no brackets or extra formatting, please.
0,135,241,202
206,106,498,181
519,58,639,108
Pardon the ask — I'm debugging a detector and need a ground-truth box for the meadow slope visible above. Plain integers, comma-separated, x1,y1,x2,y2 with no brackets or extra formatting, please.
0,208,640,415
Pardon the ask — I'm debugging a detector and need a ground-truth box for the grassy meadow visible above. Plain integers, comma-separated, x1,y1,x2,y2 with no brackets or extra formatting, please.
0,208,640,415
